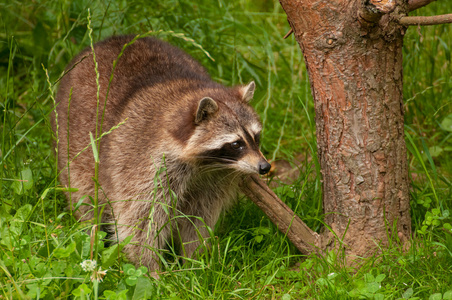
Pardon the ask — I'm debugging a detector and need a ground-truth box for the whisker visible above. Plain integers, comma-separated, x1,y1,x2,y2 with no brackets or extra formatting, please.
192,155,238,164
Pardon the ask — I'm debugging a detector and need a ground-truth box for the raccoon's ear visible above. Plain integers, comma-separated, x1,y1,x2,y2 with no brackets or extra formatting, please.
239,81,255,103
195,97,218,124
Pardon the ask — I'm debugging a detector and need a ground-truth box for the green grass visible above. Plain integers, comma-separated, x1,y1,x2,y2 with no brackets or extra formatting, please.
1,0,451,299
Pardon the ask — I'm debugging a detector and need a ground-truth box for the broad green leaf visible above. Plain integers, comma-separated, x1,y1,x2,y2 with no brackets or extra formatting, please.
348,288,360,297
14,204,32,221
428,146,443,158
375,274,386,283
443,290,452,300
125,276,138,286
120,235,133,246
374,293,384,300
364,273,375,283
25,283,40,298
403,287,414,299
256,227,270,235
327,272,338,280
132,277,155,300
135,268,143,277
104,290,128,300
367,282,380,294
102,237,133,267
315,278,328,287
443,223,452,232
12,168,33,195
281,294,291,300
9,204,32,236
441,114,452,132
0,200,13,222
255,235,263,243
123,264,136,275
54,241,76,258
102,244,120,268
52,261,67,276
429,293,442,300
104,290,117,300
72,283,91,297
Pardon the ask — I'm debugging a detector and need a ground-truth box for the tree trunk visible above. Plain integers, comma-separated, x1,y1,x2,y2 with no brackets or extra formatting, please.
279,0,411,259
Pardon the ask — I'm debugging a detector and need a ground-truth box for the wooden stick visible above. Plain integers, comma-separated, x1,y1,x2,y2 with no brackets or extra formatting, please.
408,0,436,12
399,14,452,26
283,28,294,39
240,174,320,255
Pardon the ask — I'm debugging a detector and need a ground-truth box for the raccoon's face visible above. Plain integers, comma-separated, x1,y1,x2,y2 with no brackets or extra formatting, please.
185,82,271,175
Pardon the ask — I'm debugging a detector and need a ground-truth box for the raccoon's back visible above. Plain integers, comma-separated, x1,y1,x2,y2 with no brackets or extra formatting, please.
53,36,211,204
55,36,211,154
56,36,210,125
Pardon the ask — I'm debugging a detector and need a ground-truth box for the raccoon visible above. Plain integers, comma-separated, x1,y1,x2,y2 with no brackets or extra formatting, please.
53,35,270,272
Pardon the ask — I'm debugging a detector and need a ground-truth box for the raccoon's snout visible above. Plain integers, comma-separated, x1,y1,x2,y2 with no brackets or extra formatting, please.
258,160,271,175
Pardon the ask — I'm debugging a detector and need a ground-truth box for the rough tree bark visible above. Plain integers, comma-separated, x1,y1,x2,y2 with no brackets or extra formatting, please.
278,0,414,260
238,0,450,261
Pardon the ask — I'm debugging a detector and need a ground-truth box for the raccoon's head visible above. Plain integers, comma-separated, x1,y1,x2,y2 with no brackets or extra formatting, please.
183,81,271,175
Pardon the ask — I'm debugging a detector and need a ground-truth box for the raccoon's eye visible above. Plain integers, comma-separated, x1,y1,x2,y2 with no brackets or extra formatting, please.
230,141,244,150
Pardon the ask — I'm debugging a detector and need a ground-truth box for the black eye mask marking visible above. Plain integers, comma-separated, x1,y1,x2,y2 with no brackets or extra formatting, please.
198,124,261,166
239,126,260,152
199,139,246,164
254,132,261,146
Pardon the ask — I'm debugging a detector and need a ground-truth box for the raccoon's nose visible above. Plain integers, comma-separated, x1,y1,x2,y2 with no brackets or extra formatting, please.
258,161,271,175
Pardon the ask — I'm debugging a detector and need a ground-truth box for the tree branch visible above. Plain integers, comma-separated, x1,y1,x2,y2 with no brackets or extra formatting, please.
399,14,452,26
408,0,436,12
283,28,294,39
240,175,320,255
358,0,396,26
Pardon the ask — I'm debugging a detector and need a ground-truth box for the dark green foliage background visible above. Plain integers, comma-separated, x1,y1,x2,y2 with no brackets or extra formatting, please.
0,0,451,299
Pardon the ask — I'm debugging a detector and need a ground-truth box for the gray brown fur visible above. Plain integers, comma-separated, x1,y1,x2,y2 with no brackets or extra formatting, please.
53,35,269,271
